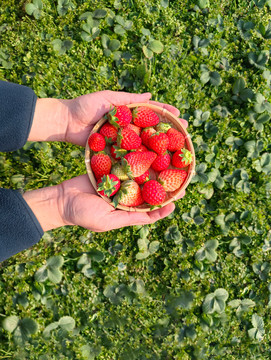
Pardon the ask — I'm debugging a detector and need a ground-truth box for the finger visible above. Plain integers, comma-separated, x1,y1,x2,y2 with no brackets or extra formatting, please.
106,203,175,229
103,90,152,106
148,100,180,117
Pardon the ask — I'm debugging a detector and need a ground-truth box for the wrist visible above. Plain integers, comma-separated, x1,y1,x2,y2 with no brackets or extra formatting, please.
28,98,71,143
23,185,68,232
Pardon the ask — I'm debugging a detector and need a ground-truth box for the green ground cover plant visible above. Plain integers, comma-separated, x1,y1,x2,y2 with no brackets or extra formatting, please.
0,0,271,358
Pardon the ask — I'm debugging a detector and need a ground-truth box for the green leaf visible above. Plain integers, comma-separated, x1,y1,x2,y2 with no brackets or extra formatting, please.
142,46,153,59
198,0,210,8
160,0,169,7
2,316,19,333
114,25,126,36
108,39,121,51
149,241,160,254
48,267,63,284
148,40,164,54
92,9,107,18
164,225,182,242
43,321,59,338
81,344,102,360
248,51,269,70
200,71,210,84
58,316,76,331
34,266,48,283
46,255,64,268
88,249,105,262
209,71,222,86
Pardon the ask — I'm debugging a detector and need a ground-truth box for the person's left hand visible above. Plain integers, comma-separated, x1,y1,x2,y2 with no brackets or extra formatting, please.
65,90,186,147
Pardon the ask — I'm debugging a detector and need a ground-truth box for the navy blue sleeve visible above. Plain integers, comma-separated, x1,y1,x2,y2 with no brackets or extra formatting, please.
0,80,37,152
0,81,44,262
0,189,44,262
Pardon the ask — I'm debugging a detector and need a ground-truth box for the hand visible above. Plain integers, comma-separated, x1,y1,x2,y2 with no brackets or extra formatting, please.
65,90,187,147
58,175,185,232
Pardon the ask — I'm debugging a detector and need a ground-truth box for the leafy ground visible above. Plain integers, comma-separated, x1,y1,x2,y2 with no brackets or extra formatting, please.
0,0,271,359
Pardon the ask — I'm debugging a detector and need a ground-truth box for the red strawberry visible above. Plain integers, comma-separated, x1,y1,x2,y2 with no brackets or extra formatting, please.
141,127,156,147
172,148,193,168
99,122,118,143
158,169,187,192
133,106,160,127
148,132,169,155
126,123,141,136
142,180,166,206
151,152,171,172
107,105,132,128
110,144,127,160
136,144,148,152
113,180,144,207
88,133,106,152
97,174,121,197
117,127,142,151
134,170,150,185
167,128,185,152
123,151,157,178
91,152,112,179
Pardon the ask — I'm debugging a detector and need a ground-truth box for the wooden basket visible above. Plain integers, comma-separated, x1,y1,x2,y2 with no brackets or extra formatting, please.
85,103,196,212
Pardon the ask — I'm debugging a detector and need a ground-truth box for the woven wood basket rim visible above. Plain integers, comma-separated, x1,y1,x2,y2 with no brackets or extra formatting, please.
85,103,196,212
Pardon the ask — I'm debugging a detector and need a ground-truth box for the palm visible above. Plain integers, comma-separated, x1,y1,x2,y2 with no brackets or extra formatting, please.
60,175,178,232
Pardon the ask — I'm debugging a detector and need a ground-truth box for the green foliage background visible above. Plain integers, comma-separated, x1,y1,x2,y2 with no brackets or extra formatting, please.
0,0,271,359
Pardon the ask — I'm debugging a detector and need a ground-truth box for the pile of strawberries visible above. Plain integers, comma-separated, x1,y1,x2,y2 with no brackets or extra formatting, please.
88,105,193,208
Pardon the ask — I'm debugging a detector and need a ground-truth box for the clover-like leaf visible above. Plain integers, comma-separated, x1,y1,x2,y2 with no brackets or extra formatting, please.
57,0,75,16
248,314,265,341
252,262,270,281
248,51,269,70
164,225,182,243
191,163,209,184
25,0,43,19
237,20,254,40
196,239,219,262
148,40,164,54
232,77,254,102
193,109,210,126
202,288,229,314
257,20,271,39
2,316,19,333
52,39,73,55
254,93,271,114
92,9,107,18
229,298,255,317
254,153,271,174
244,139,264,159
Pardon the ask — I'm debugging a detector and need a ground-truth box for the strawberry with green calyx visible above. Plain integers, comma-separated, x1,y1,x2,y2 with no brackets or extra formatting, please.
91,152,112,179
117,126,142,151
142,180,166,206
97,174,121,197
133,106,160,127
140,127,156,147
151,152,171,172
110,144,127,160
148,132,169,155
167,128,185,152
99,122,118,143
158,169,187,192
134,170,150,185
88,133,106,152
106,105,132,128
126,123,141,136
156,122,171,133
113,180,144,208
172,148,193,168
123,151,157,178
111,163,129,181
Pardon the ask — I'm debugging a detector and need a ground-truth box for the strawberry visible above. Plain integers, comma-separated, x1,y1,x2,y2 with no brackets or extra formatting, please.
110,144,127,160
107,105,132,128
88,133,106,152
140,127,156,147
151,152,171,172
123,151,157,178
126,123,141,136
148,132,169,155
136,144,148,152
113,180,144,207
133,106,160,127
172,148,193,168
91,152,112,179
117,126,142,151
99,122,118,143
158,169,187,192
111,163,129,181
156,122,171,133
134,170,150,185
142,180,166,206
97,174,121,197
167,128,185,152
